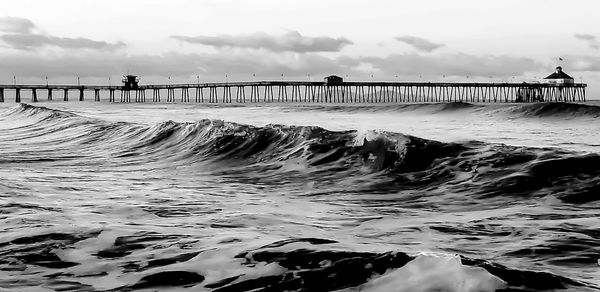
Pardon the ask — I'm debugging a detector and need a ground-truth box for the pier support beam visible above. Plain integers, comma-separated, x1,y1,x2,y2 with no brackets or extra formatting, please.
153,89,161,102
32,89,38,102
109,89,115,102
221,86,232,103
209,87,216,103
0,88,4,102
94,89,100,102
15,89,21,103
123,90,131,102
235,86,246,103
48,89,52,101
135,89,146,102
195,87,203,103
167,88,175,102
79,88,84,101
64,89,68,101
181,88,189,102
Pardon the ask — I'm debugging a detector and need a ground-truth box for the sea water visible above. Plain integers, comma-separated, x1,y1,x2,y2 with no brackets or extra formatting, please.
0,101,599,291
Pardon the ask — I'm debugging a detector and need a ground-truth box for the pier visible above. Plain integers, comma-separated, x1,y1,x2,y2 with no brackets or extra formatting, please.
0,81,587,104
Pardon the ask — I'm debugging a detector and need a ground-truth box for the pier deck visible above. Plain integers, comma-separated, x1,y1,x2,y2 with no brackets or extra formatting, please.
0,81,587,103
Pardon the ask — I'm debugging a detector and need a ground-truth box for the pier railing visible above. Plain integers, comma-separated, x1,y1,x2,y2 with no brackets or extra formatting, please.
0,81,587,103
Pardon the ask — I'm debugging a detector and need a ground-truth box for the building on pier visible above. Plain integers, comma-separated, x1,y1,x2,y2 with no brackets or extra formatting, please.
544,66,574,84
122,75,140,90
324,75,343,85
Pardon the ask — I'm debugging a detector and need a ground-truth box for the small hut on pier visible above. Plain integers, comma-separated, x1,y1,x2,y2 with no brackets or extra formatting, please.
544,66,574,84
324,75,344,85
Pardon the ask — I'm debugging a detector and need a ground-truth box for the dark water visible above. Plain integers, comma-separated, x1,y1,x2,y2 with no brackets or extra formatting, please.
0,101,599,291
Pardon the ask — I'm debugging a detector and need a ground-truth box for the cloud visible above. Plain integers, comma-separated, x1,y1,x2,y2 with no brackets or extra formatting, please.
559,55,600,72
574,34,599,50
0,49,545,84
171,31,353,53
360,53,542,77
0,17,35,33
0,51,355,80
0,16,125,51
574,34,595,41
1,34,125,50
395,36,444,52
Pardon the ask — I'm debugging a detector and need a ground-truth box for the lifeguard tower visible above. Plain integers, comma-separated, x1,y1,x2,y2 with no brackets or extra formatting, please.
122,75,140,90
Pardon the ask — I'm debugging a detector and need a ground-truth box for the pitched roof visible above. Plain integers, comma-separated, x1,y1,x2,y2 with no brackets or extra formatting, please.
544,67,574,80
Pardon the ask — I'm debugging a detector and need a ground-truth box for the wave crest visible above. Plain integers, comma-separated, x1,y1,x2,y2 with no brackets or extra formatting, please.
2,104,599,205
512,102,600,118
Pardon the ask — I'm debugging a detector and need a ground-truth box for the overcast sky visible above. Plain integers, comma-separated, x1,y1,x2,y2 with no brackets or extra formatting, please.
1,0,599,95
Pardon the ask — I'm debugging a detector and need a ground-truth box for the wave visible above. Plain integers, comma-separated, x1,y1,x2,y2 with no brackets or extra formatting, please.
302,101,600,119
0,103,77,122
2,104,600,204
305,101,479,114
2,104,600,291
510,102,600,118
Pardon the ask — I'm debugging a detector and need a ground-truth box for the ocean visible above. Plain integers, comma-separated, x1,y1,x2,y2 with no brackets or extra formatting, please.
0,101,599,292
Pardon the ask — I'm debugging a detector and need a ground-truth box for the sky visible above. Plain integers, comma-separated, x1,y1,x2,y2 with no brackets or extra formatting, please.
1,0,599,96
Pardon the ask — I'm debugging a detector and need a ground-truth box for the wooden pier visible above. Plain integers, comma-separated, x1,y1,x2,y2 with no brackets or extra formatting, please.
0,81,587,104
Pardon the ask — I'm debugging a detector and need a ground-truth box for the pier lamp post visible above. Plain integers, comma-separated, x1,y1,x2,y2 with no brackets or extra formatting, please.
45,76,48,87
77,76,80,86
281,74,284,82
225,74,228,83
197,75,200,85
13,76,16,85
308,74,311,81
168,76,171,85
109,76,111,86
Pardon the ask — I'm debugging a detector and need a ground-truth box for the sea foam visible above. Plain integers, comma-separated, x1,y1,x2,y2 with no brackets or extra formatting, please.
360,253,506,292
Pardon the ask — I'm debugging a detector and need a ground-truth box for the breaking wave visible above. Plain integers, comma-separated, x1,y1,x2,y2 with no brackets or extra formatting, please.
2,103,600,205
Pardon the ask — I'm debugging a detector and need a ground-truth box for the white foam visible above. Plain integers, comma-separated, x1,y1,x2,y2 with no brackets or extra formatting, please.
359,252,506,292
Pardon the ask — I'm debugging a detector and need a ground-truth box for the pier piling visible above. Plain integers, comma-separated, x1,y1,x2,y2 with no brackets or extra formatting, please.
181,88,189,102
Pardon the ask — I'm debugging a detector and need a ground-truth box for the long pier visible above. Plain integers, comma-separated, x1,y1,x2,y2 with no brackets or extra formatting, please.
0,81,587,103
